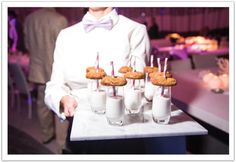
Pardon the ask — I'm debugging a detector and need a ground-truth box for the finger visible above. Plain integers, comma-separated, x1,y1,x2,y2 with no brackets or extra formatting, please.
63,107,70,117
64,111,69,117
68,107,75,117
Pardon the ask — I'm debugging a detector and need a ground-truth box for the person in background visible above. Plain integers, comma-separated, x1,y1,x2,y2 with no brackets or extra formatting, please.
148,16,159,39
24,8,68,153
44,7,150,153
8,10,27,53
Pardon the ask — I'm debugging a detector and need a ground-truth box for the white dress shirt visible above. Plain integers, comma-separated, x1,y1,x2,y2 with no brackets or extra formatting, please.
45,9,150,117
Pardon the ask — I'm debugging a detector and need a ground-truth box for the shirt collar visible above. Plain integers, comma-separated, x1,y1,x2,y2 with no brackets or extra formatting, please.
83,9,119,27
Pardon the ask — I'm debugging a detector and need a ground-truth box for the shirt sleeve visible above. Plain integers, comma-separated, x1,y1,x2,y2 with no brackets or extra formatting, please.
44,30,72,117
129,24,151,72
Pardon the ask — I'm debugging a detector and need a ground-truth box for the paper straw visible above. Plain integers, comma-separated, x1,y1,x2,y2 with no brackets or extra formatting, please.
110,61,116,96
96,53,99,90
96,80,99,91
145,72,148,82
132,79,135,89
133,56,136,72
96,53,99,70
150,55,154,67
161,86,165,96
157,58,161,72
163,57,168,78
110,61,114,76
132,57,136,89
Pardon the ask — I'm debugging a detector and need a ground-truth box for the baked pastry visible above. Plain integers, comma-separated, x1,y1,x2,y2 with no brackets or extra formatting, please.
124,71,145,79
101,76,127,86
86,67,106,79
118,66,133,74
144,66,158,74
86,66,105,73
149,71,172,78
150,76,177,86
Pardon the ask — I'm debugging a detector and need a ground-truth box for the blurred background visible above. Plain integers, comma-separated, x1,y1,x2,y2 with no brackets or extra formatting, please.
9,7,229,37
7,7,229,155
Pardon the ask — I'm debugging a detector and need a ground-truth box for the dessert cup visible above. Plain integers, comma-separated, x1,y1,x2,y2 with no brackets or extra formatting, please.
152,86,171,124
106,86,124,126
88,79,106,114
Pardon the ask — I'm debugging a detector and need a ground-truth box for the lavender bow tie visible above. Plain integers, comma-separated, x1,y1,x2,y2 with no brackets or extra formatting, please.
83,18,113,33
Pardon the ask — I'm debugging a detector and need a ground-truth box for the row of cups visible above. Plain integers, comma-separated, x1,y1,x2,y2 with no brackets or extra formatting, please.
88,79,172,126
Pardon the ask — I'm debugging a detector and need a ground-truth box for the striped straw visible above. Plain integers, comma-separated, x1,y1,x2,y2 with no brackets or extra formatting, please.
132,57,137,88
157,58,161,72
110,61,116,96
150,55,154,67
163,57,168,78
96,53,99,70
96,53,100,90
133,56,136,72
110,61,114,76
161,58,168,96
161,86,165,96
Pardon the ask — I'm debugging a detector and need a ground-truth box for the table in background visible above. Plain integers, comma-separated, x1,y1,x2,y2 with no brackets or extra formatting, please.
188,47,229,56
172,69,229,133
172,68,229,153
151,43,229,60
